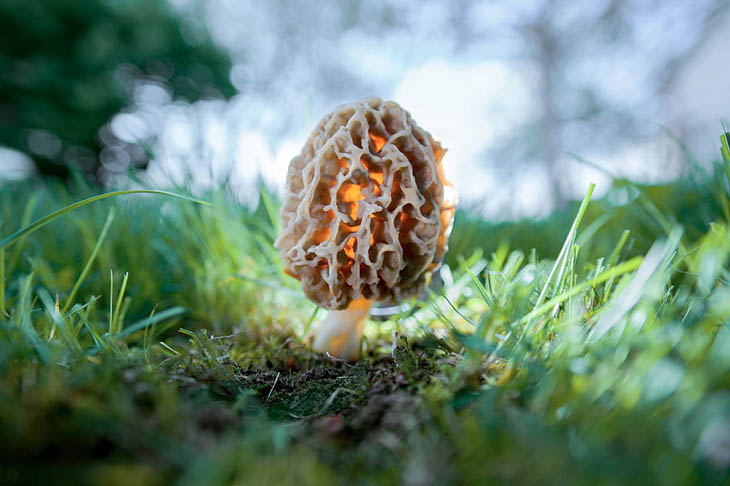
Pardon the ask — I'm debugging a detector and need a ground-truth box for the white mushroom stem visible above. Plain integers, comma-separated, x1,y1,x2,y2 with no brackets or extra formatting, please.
312,297,373,361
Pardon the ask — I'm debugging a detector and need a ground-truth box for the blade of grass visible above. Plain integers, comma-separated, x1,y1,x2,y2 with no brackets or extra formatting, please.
465,266,496,310
62,209,115,313
0,247,5,317
568,152,618,180
528,183,595,330
118,297,131,333
441,291,479,327
142,305,158,360
303,306,320,336
589,227,682,341
17,273,37,341
178,328,196,338
659,124,708,178
77,311,104,349
119,306,187,338
159,341,180,356
112,272,129,334
637,192,688,258
521,255,644,326
66,296,101,318
551,243,579,320
259,181,280,232
233,273,304,299
721,130,730,189
0,190,211,251
38,287,82,356
608,230,631,267
6,194,38,274
109,270,114,335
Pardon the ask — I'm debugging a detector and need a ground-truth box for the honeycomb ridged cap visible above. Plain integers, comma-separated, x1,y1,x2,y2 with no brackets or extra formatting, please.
275,97,457,310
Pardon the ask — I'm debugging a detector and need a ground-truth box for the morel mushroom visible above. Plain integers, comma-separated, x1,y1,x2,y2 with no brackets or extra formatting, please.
275,97,457,360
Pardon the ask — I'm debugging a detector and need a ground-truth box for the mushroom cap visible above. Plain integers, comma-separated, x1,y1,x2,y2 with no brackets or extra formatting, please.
275,97,457,310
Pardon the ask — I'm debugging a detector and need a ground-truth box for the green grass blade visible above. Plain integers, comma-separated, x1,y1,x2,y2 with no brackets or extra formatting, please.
112,272,129,334
0,190,211,251
465,266,495,310
178,327,196,338
159,341,180,356
520,255,644,326
531,183,595,316
259,181,280,232
37,287,82,355
6,194,38,275
17,273,37,341
303,306,320,336
62,209,116,313
66,296,101,318
119,306,187,338
109,270,114,335
589,227,682,341
721,131,730,189
0,247,5,317
608,229,630,267
660,124,708,178
77,312,104,349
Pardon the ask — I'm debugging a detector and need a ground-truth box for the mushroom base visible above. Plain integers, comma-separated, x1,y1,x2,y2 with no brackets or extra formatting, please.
311,298,373,361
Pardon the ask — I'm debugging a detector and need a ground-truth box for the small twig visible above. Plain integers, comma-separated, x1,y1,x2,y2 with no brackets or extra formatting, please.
320,388,357,413
209,332,238,340
276,337,292,351
391,331,399,359
156,357,174,369
266,371,280,400
325,352,346,362
324,352,359,368
159,341,180,355
287,411,316,420
286,387,360,420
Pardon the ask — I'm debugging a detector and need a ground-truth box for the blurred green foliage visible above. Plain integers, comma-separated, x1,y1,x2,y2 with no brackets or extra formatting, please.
0,0,234,178
448,166,727,269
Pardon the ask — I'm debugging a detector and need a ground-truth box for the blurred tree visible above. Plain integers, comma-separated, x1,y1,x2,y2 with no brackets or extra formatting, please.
0,0,234,179
468,0,726,207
